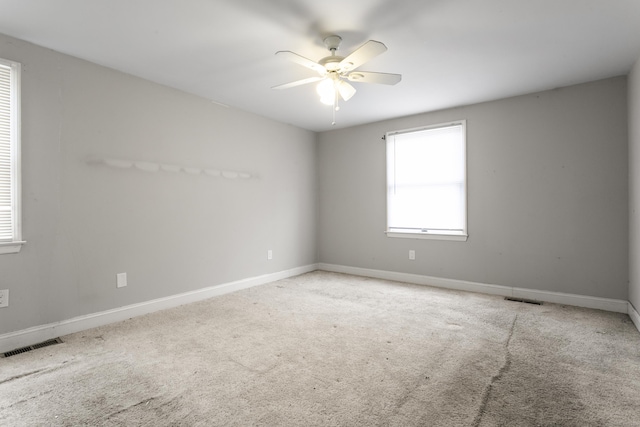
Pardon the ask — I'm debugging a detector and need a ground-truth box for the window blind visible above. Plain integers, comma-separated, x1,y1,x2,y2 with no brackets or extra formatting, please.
387,122,466,235
0,61,16,243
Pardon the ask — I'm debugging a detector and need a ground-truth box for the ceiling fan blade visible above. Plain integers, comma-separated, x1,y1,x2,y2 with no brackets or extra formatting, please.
347,71,402,85
337,80,356,101
339,40,387,72
271,76,324,90
275,51,326,75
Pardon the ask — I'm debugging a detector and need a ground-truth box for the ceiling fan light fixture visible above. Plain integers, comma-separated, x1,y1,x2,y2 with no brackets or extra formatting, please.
337,80,356,101
317,78,336,105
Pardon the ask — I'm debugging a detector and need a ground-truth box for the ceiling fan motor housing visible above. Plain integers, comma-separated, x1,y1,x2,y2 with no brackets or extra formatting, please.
319,56,344,71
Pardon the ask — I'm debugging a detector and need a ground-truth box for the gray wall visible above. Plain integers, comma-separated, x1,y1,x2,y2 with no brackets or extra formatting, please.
318,77,629,300
629,58,640,311
0,34,317,335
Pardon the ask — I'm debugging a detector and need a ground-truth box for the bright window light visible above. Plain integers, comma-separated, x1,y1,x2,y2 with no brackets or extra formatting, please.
386,121,467,241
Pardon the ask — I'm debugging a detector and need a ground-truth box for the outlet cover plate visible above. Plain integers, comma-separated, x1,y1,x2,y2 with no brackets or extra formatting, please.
0,289,8,308
116,273,127,288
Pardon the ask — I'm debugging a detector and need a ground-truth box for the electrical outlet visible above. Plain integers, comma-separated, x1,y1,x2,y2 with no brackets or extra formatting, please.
0,289,8,308
116,273,127,288
267,250,273,260
409,250,416,260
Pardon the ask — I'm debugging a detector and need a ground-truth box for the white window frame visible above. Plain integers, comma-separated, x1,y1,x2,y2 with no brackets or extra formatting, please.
385,120,467,241
0,58,24,254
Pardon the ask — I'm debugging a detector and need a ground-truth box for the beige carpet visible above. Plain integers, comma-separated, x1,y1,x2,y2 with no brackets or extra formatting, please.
1,271,639,426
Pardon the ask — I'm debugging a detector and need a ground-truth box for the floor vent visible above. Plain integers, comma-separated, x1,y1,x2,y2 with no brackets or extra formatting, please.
2,338,63,358
504,297,543,305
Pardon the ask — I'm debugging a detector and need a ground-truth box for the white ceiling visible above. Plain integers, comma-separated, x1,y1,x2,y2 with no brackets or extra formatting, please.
1,0,640,132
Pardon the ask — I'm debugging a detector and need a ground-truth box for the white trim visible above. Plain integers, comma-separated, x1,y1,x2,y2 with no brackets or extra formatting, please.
0,58,23,251
12,60,22,245
318,263,629,314
385,231,468,241
386,120,466,138
0,241,25,254
629,302,640,334
0,264,318,354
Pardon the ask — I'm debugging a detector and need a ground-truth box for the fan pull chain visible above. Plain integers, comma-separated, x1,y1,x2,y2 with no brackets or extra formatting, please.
332,88,339,126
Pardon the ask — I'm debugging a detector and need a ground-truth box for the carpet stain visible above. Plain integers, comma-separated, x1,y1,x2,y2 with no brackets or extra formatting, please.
472,314,518,427
0,368,47,385
3,389,54,409
0,361,74,386
105,396,159,420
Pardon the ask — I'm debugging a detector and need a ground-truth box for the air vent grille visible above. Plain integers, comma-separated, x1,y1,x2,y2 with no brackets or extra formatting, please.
2,338,63,358
505,297,543,305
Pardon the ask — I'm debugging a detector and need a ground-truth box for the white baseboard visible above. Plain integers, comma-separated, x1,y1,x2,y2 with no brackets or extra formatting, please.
318,263,630,314
0,264,318,354
629,303,640,334
3,263,635,354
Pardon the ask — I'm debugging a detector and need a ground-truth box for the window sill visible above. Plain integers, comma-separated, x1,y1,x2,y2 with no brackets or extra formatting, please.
0,241,26,254
385,231,468,242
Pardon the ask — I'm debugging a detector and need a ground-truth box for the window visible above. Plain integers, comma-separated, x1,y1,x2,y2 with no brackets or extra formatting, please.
0,58,23,254
386,120,467,241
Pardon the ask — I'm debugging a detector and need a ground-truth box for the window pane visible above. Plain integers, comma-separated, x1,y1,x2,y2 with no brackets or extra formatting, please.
389,184,465,230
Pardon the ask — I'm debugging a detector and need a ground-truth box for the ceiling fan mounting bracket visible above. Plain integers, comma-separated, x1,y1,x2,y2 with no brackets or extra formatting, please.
323,35,342,52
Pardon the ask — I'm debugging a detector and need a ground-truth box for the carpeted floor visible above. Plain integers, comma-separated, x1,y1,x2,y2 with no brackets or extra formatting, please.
1,271,639,426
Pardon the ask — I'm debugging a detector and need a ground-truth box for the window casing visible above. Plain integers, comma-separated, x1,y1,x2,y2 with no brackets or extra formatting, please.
0,58,23,254
386,120,467,241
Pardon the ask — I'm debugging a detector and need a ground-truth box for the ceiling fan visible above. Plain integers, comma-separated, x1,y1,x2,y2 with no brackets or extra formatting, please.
272,35,401,124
